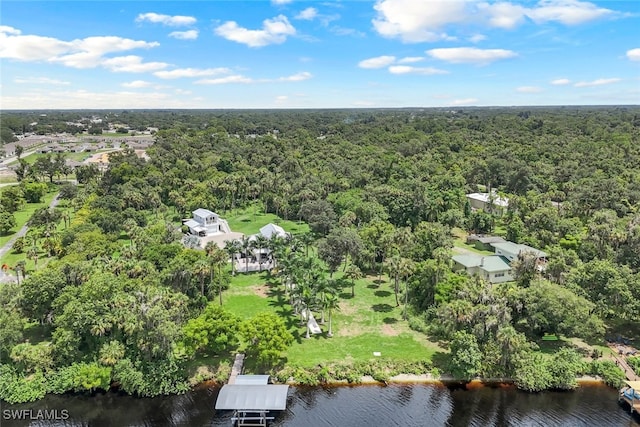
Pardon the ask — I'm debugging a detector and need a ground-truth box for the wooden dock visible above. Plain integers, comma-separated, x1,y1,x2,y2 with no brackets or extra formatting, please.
607,344,640,381
228,353,245,385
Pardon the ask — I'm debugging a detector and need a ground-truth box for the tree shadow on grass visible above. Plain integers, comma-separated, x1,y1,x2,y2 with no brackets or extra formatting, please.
372,303,394,313
374,290,392,298
383,317,398,324
339,292,354,299
372,279,386,285
431,351,450,372
367,284,378,289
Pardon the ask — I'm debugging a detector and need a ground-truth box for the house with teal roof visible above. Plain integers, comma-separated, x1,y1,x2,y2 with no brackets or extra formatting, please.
452,254,514,284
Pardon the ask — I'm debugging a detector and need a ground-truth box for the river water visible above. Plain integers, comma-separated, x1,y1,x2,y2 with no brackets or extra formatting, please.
2,382,639,427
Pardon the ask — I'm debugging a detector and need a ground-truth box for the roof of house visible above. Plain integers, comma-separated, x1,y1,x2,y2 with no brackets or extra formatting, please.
192,208,216,218
259,223,287,239
466,192,509,207
234,375,270,385
490,241,547,258
184,219,205,232
452,255,512,272
215,384,289,411
477,236,506,244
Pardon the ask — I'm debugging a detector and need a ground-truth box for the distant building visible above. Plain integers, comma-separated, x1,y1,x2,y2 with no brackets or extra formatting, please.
466,190,509,216
184,209,231,237
452,255,514,284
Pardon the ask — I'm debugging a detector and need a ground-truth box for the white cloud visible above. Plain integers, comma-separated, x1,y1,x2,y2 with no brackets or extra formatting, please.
0,29,161,72
0,26,21,35
450,98,479,105
330,26,366,37
196,71,312,85
427,47,517,65
279,71,312,81
574,78,621,87
371,0,618,42
121,80,153,88
517,86,543,93
550,78,571,85
388,65,449,75
136,13,196,27
1,89,196,109
478,2,527,29
215,15,296,47
169,30,199,40
296,7,318,20
626,48,640,62
175,89,192,95
272,0,293,4
154,67,231,79
275,95,289,105
469,34,487,43
14,77,70,85
372,0,465,42
101,56,169,73
398,56,424,64
358,55,396,69
526,0,615,25
196,75,255,85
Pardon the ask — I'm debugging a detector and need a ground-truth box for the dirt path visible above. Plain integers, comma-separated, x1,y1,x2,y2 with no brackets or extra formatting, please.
0,193,60,282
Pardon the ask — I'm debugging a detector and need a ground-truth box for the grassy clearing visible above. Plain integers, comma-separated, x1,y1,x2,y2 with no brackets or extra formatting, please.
0,189,59,272
223,266,442,370
224,205,309,236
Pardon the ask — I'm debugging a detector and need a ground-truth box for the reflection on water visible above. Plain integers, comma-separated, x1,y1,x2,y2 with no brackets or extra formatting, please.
2,383,639,427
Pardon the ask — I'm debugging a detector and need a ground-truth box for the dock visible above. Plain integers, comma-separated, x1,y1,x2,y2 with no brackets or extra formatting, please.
228,353,245,385
608,344,640,381
619,381,640,416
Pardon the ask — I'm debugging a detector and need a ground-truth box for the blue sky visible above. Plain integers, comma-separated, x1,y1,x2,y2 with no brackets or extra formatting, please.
1,0,638,109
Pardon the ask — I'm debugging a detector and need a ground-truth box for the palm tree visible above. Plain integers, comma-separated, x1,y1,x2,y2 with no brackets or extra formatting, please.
206,244,228,305
299,232,315,257
240,236,252,274
224,239,242,276
401,259,416,320
26,246,39,270
254,234,269,272
344,264,363,298
192,259,211,298
15,261,26,285
386,255,415,308
325,292,340,338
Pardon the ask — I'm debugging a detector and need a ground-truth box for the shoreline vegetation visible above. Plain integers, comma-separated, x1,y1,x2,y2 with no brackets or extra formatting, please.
1,108,638,405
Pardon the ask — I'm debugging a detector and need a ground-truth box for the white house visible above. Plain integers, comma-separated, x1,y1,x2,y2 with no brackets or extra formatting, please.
452,255,514,284
466,191,509,216
259,223,288,240
489,241,547,264
184,209,231,237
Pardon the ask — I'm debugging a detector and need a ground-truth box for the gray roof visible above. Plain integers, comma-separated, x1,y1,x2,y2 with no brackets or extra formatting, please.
490,241,547,258
477,236,506,244
215,385,289,411
466,192,509,207
193,208,216,218
234,375,270,385
453,255,511,272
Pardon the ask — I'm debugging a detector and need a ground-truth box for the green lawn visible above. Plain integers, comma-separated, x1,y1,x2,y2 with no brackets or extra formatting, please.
225,205,309,235
222,266,443,369
9,150,112,166
0,189,59,270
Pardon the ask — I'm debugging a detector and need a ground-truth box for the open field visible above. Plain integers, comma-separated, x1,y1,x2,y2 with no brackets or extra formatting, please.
224,205,310,236
222,269,443,371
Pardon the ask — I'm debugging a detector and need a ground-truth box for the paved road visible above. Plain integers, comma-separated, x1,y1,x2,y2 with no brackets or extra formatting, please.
0,150,39,166
0,193,60,282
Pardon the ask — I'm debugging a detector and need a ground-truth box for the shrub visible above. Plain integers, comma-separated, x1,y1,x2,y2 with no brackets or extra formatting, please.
589,360,625,388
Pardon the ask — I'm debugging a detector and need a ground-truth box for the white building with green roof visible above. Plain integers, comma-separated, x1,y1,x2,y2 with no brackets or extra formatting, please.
452,254,514,284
